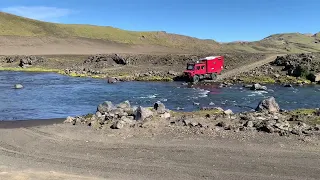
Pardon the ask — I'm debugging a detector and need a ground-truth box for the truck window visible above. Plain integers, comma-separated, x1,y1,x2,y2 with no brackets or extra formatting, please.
187,65,194,70
201,66,205,69
197,66,200,70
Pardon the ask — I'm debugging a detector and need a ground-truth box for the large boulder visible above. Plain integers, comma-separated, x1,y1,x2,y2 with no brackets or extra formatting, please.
134,106,154,120
111,117,135,129
153,101,166,113
97,101,114,113
255,97,280,113
117,101,131,109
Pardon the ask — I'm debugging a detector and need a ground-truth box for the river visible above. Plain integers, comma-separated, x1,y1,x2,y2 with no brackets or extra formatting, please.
0,71,320,120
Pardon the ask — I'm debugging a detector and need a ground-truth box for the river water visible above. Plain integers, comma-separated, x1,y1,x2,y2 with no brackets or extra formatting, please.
1,71,320,120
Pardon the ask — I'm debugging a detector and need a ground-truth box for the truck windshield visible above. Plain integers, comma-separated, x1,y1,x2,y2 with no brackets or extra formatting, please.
187,64,194,70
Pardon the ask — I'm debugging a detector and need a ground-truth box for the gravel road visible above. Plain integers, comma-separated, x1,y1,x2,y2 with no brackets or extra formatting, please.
0,121,319,180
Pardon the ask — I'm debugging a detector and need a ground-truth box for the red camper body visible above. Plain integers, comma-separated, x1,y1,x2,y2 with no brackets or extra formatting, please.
184,56,224,82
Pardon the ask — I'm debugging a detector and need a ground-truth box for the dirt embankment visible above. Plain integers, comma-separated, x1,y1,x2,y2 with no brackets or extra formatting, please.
0,53,270,81
224,53,320,85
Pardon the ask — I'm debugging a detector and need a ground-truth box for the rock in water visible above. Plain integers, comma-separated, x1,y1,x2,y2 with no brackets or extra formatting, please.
250,83,267,91
97,101,114,113
255,97,280,113
134,106,154,120
107,77,117,84
14,84,23,89
193,102,200,106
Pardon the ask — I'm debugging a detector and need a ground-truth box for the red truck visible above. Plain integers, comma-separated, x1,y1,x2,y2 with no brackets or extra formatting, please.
184,56,224,83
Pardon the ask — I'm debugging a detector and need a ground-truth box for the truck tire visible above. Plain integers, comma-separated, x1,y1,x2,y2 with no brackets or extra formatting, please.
211,73,217,80
193,75,199,83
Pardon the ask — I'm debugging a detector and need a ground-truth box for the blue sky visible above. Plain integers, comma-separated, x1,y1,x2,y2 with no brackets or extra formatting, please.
0,0,319,42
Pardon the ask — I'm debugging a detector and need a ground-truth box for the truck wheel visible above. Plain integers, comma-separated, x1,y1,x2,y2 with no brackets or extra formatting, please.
211,73,217,80
193,75,199,83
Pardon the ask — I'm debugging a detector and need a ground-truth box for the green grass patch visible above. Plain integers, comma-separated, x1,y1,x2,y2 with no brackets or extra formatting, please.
84,113,94,119
135,76,173,82
289,109,317,116
60,72,106,79
239,75,276,84
171,109,223,118
0,12,219,51
288,109,320,125
277,76,311,84
0,67,61,73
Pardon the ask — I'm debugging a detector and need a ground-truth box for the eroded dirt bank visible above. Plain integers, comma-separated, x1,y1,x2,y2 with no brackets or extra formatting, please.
0,53,270,81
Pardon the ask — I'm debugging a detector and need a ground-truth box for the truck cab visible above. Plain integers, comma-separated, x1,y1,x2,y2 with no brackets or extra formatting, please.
184,56,224,83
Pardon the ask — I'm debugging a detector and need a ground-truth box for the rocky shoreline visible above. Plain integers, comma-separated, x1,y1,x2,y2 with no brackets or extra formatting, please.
0,53,266,83
64,97,320,138
1,53,320,86
224,53,320,86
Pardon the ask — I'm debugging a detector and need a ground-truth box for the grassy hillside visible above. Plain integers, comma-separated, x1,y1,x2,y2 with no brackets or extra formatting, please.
223,33,320,53
0,12,319,53
0,12,219,52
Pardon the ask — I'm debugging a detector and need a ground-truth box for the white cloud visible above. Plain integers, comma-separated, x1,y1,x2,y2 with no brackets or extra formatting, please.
1,6,73,21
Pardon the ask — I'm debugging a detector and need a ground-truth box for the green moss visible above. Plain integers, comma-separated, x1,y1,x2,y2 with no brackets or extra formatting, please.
0,67,61,73
239,75,276,84
277,76,311,84
135,76,173,82
287,109,320,125
172,109,223,118
289,109,317,116
115,75,134,81
91,75,104,78
84,113,94,119
238,75,312,85
308,118,320,125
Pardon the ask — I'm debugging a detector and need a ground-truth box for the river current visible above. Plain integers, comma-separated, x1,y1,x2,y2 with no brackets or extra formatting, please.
1,71,319,120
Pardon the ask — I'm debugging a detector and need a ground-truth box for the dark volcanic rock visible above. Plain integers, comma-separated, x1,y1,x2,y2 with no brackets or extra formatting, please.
107,77,117,84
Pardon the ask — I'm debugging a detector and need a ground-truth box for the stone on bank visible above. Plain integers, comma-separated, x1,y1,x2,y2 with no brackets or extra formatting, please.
255,97,280,113
65,100,171,130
